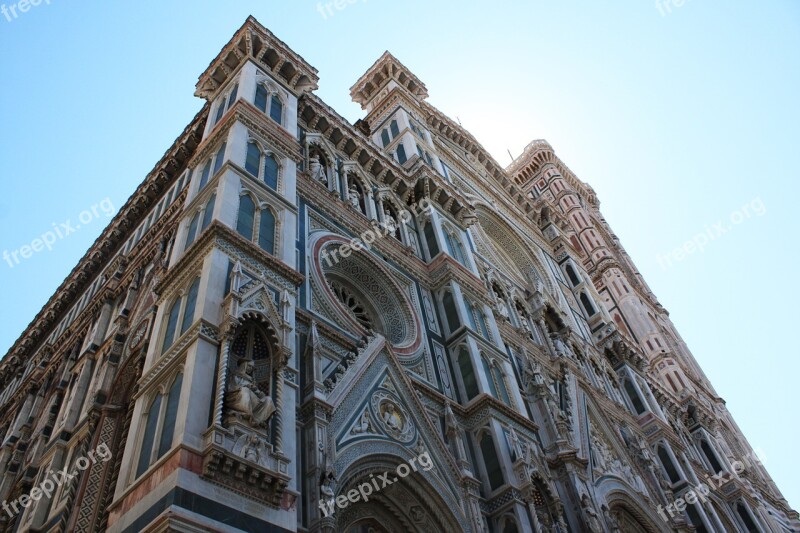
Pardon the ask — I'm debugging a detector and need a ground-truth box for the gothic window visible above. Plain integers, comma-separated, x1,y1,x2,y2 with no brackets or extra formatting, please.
457,347,479,400
423,220,440,260
184,192,216,251
700,439,724,473
258,208,276,255
270,96,283,125
161,277,201,354
580,292,597,316
213,82,239,126
479,431,505,491
442,291,460,334
565,263,581,286
198,160,212,191
658,445,682,484
161,299,181,354
264,154,279,190
255,83,268,113
179,278,200,335
389,119,399,138
685,504,709,533
443,225,467,266
380,129,390,148
135,372,183,478
213,142,227,174
237,195,256,239
237,194,278,257
184,211,201,252
245,142,261,176
736,503,759,532
330,280,374,331
201,193,216,231
396,143,407,165
624,378,647,415
245,140,281,191
254,82,284,126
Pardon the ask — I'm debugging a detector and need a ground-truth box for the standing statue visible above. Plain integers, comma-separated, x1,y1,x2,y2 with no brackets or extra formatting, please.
309,154,327,185
226,358,276,427
507,426,523,462
602,505,622,533
348,182,361,209
580,494,603,533
382,207,398,235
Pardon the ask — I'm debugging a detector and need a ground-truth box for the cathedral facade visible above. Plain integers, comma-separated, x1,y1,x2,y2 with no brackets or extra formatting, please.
0,16,796,533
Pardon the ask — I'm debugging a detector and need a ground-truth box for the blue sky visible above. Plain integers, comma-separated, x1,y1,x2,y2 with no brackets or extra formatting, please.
1,0,797,510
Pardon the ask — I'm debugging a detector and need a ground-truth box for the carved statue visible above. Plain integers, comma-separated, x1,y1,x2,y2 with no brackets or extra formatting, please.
507,426,523,462
320,467,335,499
602,505,622,533
351,410,372,435
382,207,397,235
381,400,404,431
243,433,262,463
551,333,571,358
226,358,276,427
581,494,603,533
309,154,327,185
348,182,361,209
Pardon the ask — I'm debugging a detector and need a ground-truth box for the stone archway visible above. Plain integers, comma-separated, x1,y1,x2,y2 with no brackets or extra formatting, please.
333,457,467,533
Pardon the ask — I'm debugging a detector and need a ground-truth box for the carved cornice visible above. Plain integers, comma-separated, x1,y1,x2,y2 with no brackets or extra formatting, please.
195,16,318,99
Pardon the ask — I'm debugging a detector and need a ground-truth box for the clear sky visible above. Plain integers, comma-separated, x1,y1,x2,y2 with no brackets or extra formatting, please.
1,0,797,511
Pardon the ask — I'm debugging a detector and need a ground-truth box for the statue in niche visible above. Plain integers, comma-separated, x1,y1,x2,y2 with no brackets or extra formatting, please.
581,494,603,533
382,207,397,235
602,505,622,533
320,467,336,500
348,182,362,210
226,358,275,427
309,154,327,185
551,333,571,358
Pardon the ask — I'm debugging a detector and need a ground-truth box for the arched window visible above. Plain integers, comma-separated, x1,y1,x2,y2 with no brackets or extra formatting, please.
736,503,758,532
479,432,504,491
201,194,216,230
442,291,460,334
492,364,511,405
213,143,226,174
227,83,239,108
396,143,408,165
264,154,279,190
624,379,647,415
458,347,478,400
580,292,597,316
136,372,184,479
658,445,681,484
270,96,283,125
198,160,212,191
179,278,200,335
161,299,181,353
685,504,709,533
700,439,723,473
184,211,201,251
481,356,497,397
423,220,439,260
237,195,256,240
258,208,276,255
245,142,261,176
162,277,201,354
255,84,268,113
444,226,467,266
157,373,183,457
237,194,278,257
565,264,581,286
136,394,161,477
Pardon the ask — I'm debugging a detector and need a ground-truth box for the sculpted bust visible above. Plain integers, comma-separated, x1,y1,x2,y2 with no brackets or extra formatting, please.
226,358,276,427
